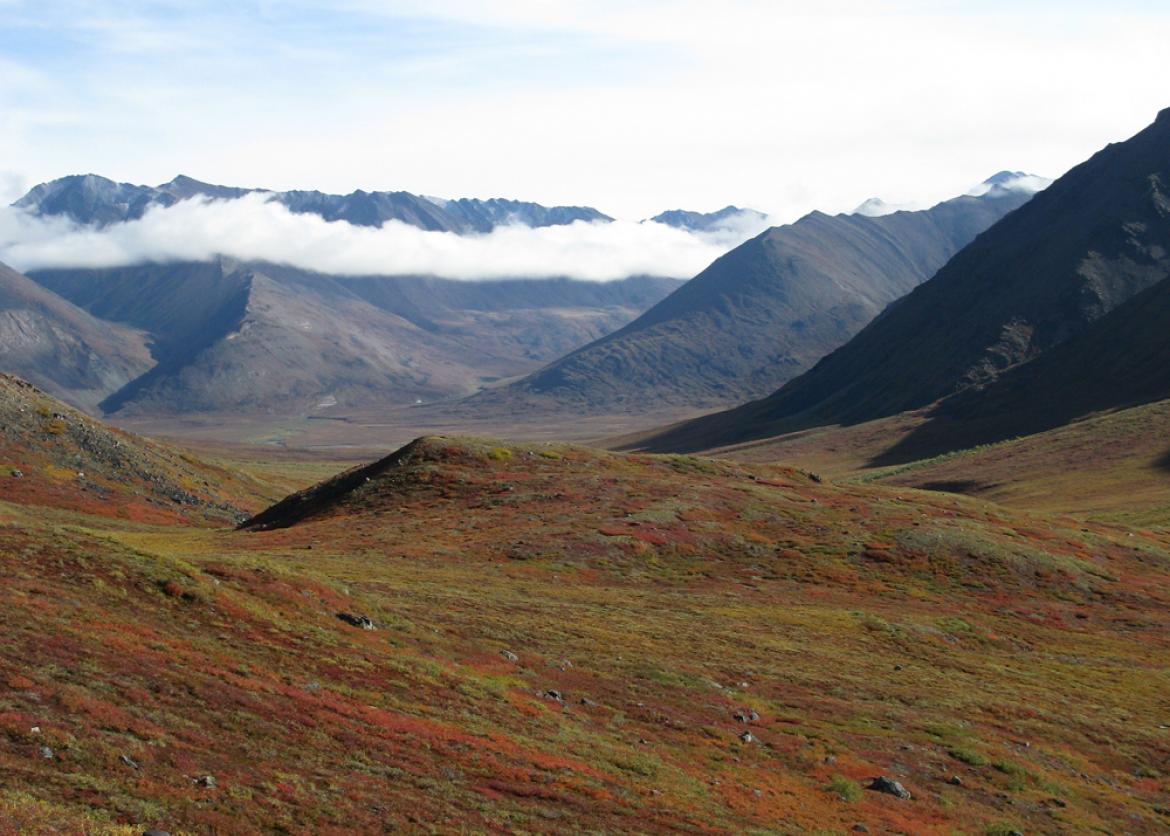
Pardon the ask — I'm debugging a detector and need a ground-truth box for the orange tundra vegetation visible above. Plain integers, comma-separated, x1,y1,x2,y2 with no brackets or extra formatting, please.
1,430,1169,833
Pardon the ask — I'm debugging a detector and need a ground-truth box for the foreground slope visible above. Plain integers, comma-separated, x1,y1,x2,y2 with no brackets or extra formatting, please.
0,261,153,410
868,397,1170,526
3,436,1168,832
639,107,1170,452
0,374,258,523
471,178,1037,415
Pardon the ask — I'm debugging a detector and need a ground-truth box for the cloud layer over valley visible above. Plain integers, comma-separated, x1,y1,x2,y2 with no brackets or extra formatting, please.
0,194,773,281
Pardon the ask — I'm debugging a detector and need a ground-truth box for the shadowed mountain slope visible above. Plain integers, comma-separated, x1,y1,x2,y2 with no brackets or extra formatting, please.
873,271,1170,465
0,261,153,410
637,107,1170,452
468,181,1038,415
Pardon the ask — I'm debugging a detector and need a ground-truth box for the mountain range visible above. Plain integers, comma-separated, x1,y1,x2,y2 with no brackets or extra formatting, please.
18,260,681,416
13,174,613,232
463,174,1043,416
635,108,1170,456
12,173,769,235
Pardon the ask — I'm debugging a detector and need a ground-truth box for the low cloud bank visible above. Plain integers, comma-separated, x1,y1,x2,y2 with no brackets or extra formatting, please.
0,194,773,281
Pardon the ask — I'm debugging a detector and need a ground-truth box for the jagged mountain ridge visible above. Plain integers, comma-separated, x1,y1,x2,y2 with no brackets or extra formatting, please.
13,174,614,232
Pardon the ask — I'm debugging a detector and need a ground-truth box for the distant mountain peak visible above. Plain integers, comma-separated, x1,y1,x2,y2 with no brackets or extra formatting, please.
855,172,1050,217
649,205,769,233
852,197,922,217
967,171,1052,197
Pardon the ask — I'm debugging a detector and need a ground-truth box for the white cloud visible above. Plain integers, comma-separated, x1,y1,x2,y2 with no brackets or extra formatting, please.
0,171,27,204
2,2,1168,221
0,195,771,281
966,173,1055,197
852,197,924,218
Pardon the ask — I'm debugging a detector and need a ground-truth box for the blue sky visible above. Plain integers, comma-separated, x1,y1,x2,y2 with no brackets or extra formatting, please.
1,1,1169,218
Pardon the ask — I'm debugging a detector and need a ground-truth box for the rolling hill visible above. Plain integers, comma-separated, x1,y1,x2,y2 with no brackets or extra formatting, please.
0,373,260,523
636,107,1170,452
4,433,1170,831
466,176,1040,416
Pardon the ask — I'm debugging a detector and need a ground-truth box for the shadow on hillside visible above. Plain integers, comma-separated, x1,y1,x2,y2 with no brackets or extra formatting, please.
1156,449,1170,473
865,408,1012,470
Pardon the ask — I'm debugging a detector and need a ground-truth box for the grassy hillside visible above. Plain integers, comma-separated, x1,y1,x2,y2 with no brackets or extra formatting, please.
0,374,264,525
2,436,1169,832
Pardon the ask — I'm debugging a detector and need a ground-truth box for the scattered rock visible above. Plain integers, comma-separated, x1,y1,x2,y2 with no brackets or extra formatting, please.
894,665,904,671
947,775,963,786
739,731,754,744
29,726,40,734
852,826,869,833
38,745,53,760
868,776,911,799
143,831,171,836
824,755,837,765
500,650,519,663
120,754,140,770
10,469,22,478
195,775,217,789
336,613,376,630
579,697,598,707
733,708,759,723
542,689,564,703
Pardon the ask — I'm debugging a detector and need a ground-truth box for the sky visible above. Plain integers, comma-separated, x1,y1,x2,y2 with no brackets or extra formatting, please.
0,1,1167,219
0,1,1167,279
